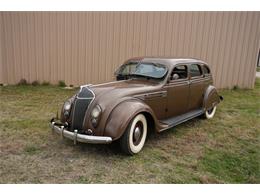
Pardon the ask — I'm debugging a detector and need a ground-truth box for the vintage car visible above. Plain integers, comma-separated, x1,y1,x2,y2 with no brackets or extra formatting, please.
50,57,223,155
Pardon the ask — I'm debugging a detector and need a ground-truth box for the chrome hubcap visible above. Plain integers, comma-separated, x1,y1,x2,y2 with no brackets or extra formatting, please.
207,107,214,114
132,121,144,146
134,127,141,141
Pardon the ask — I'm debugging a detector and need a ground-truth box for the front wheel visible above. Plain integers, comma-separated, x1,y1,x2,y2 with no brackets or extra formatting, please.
204,105,217,119
120,114,147,155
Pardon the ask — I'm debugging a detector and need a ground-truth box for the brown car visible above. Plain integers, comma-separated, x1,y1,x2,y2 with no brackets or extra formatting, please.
50,57,223,155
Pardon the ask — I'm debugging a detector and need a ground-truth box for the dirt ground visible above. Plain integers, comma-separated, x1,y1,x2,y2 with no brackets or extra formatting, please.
0,79,259,183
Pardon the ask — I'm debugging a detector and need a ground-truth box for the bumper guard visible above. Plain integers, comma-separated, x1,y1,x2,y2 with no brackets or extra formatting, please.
50,122,112,144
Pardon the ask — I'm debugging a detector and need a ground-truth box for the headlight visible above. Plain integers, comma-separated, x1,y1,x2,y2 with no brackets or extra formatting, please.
64,101,71,111
91,105,102,127
91,104,102,118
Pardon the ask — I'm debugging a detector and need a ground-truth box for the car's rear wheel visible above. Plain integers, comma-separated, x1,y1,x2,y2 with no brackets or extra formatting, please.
120,114,147,155
204,105,217,119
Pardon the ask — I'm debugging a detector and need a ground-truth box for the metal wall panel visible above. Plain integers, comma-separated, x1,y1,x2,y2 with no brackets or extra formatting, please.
0,12,3,83
0,11,259,88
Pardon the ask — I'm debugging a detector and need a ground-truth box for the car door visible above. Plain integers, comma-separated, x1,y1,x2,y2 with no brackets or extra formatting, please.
188,64,205,111
165,64,189,118
143,89,167,120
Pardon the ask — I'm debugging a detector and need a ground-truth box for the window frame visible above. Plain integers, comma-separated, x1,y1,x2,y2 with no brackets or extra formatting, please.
116,62,168,79
201,64,211,75
189,64,203,78
169,64,189,82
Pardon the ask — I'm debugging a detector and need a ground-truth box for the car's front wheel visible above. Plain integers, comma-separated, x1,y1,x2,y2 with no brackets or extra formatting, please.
120,114,147,155
204,105,217,119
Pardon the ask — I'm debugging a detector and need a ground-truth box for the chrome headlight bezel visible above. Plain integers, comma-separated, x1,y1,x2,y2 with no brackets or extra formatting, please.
64,101,71,111
91,104,102,127
63,101,72,118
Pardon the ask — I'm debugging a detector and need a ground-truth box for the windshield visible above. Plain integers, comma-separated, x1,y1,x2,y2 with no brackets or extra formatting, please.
117,62,167,79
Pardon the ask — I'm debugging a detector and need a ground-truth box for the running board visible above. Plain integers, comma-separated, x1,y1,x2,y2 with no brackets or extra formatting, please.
159,109,204,132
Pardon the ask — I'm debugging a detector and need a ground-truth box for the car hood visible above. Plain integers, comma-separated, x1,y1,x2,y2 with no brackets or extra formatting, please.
89,79,162,104
90,79,159,98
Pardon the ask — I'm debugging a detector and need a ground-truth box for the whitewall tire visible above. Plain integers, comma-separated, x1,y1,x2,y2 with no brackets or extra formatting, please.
204,106,217,119
120,114,147,155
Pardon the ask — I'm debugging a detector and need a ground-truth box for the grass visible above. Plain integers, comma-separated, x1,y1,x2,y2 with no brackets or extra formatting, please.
257,67,260,72
58,80,66,87
0,79,259,183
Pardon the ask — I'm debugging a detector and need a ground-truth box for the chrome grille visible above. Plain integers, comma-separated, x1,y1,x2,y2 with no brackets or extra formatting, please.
71,87,94,131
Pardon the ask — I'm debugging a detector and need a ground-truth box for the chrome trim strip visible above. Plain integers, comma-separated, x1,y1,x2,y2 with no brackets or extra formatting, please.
71,98,78,130
92,80,126,87
74,130,78,145
61,126,64,139
144,90,167,96
76,97,94,100
79,84,92,92
82,86,96,128
50,123,112,144
190,81,204,84
166,82,189,87
190,78,206,82
77,85,95,100
134,90,167,99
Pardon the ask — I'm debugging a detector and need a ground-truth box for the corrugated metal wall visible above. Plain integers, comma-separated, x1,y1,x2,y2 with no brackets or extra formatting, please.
0,12,4,84
0,12,259,88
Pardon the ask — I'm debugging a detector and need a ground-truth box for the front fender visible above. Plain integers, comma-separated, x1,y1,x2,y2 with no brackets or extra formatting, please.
104,98,156,140
203,85,222,111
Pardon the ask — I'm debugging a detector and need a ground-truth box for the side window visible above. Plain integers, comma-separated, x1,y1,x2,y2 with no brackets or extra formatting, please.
120,63,138,75
190,64,202,77
171,65,188,80
202,65,210,75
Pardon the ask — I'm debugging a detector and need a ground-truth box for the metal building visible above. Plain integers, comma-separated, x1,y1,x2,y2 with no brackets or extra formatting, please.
0,12,259,88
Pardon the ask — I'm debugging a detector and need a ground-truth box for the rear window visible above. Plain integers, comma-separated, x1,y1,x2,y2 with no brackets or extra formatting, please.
202,65,210,74
190,64,202,77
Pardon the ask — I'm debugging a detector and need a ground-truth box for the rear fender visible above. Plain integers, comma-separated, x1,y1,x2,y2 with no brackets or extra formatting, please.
203,85,222,111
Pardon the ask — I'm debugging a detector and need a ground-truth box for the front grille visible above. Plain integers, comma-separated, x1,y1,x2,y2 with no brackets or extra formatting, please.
71,87,94,131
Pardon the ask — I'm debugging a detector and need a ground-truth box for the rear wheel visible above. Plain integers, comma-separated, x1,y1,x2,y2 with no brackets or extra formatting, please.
204,105,217,119
120,114,147,155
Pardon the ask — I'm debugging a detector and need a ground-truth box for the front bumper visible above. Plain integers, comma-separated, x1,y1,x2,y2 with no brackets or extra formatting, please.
50,122,112,144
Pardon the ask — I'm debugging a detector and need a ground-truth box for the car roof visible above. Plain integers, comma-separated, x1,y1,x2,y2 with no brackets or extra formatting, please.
125,57,208,68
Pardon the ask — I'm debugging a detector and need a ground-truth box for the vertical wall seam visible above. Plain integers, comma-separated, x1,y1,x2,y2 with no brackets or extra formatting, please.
0,11,258,88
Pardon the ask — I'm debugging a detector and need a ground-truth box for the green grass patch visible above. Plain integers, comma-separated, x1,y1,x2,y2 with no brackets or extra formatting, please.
58,80,66,87
200,148,259,183
0,79,259,183
24,145,41,155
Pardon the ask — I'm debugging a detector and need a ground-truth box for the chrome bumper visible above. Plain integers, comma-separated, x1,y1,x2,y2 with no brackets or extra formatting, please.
50,122,112,144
